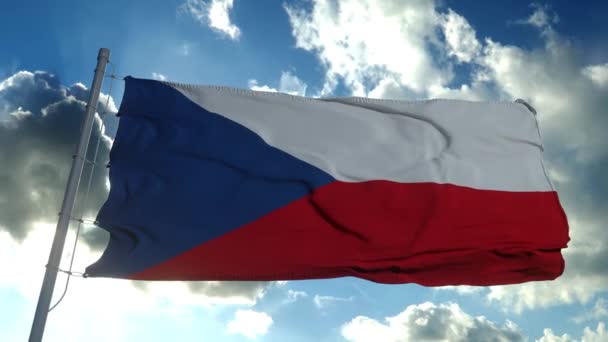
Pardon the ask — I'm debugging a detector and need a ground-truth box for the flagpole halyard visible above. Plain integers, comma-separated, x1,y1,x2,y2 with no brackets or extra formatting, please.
29,48,110,342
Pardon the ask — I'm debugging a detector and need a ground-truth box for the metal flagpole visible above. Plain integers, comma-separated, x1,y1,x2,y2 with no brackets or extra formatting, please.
29,48,111,342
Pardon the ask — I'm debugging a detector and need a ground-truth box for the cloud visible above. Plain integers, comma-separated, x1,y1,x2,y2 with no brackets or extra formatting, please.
476,37,608,161
581,323,607,342
341,302,525,342
0,71,113,244
181,42,192,56
182,0,241,40
247,80,276,92
0,227,155,341
0,225,273,340
582,63,608,88
313,294,353,309
517,3,560,29
434,286,486,295
486,275,606,314
284,289,308,304
186,281,269,304
277,71,308,96
537,322,607,342
227,309,273,339
440,9,481,63
0,70,277,303
285,0,449,97
573,298,608,324
248,71,308,96
151,72,167,81
537,328,575,342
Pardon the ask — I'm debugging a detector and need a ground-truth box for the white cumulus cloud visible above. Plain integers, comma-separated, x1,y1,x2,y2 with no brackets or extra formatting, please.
182,0,241,40
285,0,450,97
536,322,607,342
441,9,481,63
227,309,273,339
341,302,525,342
537,328,576,342
248,71,308,96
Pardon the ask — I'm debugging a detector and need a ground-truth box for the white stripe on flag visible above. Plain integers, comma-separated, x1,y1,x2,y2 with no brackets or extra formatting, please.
170,83,552,192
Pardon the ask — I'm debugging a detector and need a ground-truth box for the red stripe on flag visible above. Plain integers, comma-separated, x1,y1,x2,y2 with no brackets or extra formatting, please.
129,181,569,286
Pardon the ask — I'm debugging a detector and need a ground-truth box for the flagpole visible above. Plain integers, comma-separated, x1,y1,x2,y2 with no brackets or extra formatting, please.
29,48,111,342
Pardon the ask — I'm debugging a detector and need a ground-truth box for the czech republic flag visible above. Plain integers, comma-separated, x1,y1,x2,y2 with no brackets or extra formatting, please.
85,76,569,286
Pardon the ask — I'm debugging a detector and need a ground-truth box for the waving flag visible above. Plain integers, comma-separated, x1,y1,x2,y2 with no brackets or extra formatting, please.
86,76,569,286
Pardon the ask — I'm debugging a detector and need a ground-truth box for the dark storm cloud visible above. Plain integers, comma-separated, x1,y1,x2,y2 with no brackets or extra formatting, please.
0,71,113,243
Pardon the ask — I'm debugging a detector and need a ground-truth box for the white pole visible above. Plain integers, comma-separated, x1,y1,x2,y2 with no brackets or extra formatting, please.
29,48,111,342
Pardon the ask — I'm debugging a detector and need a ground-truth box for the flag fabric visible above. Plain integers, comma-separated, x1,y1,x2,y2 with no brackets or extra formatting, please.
85,76,569,286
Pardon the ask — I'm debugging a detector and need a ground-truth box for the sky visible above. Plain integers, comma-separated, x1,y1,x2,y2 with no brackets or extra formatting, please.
0,0,607,341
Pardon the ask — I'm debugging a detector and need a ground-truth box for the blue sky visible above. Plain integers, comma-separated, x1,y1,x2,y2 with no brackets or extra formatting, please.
1,0,607,341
